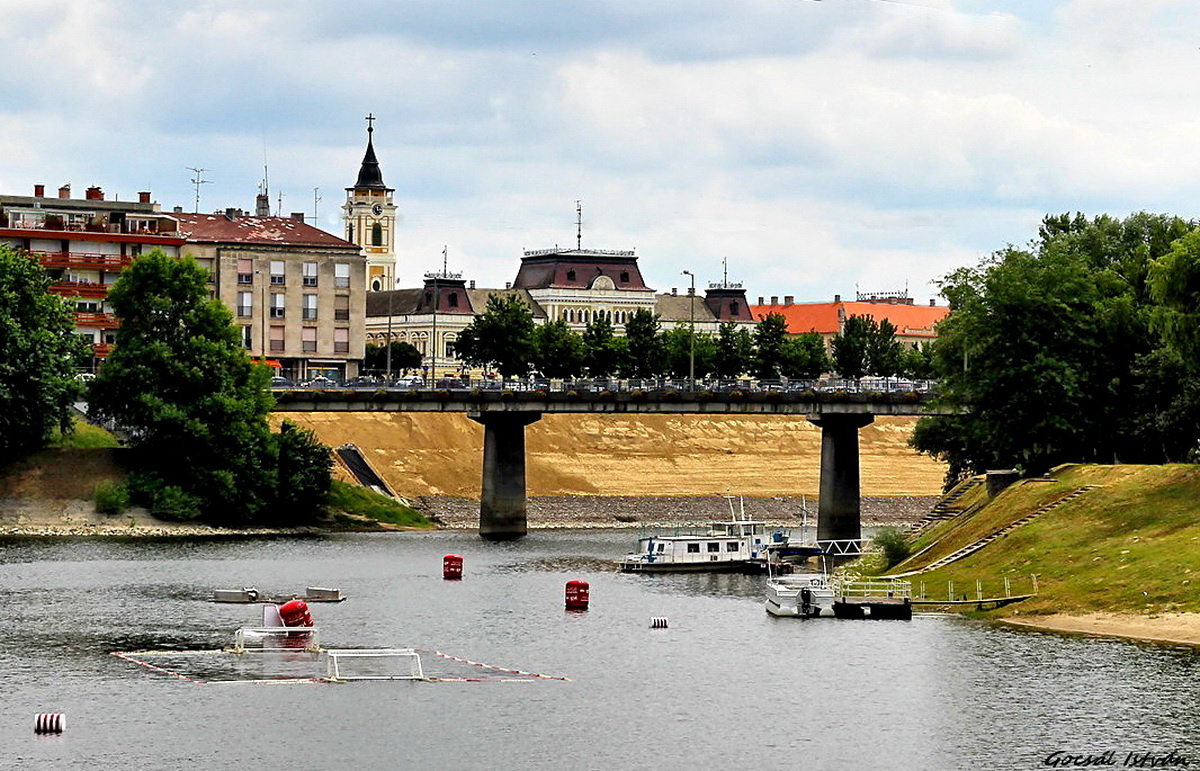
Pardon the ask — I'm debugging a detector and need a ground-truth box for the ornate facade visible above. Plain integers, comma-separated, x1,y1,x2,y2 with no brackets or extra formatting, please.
342,116,397,292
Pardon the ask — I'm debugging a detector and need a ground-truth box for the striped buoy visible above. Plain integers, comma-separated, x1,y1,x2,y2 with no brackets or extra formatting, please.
34,713,64,734
650,617,669,629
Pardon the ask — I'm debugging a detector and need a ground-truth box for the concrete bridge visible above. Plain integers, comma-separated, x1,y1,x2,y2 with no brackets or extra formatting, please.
271,384,951,541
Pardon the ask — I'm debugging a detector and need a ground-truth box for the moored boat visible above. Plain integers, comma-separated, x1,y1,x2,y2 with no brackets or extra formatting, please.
764,572,837,617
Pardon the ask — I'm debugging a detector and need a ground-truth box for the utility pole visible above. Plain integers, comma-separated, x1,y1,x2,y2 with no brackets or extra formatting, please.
682,270,695,390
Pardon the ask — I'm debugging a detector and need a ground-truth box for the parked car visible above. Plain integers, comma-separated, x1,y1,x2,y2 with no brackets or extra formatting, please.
303,376,337,388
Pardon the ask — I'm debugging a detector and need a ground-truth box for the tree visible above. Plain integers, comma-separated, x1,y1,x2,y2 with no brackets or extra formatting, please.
751,313,789,379
581,316,622,378
1150,230,1200,367
532,319,585,378
780,331,830,380
363,341,423,375
867,318,904,377
713,322,753,379
454,293,536,379
831,315,872,379
87,249,327,526
622,309,664,379
0,245,89,464
912,212,1200,483
274,420,333,525
899,342,936,380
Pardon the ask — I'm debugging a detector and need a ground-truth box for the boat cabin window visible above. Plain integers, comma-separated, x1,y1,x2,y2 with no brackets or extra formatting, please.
726,542,739,552
656,544,665,552
687,543,700,553
707,542,720,553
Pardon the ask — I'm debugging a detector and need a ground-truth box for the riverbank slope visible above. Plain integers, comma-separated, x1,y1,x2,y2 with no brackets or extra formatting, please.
886,463,1200,646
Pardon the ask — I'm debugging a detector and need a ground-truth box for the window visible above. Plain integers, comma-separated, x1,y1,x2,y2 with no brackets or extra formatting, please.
302,262,317,287
302,294,317,321
334,327,349,354
566,269,576,282
335,295,350,321
707,542,720,553
269,326,285,353
346,224,354,243
620,271,630,283
240,326,252,349
448,292,458,308
237,291,252,317
335,263,350,288
686,543,700,554
270,293,285,319
371,223,382,247
237,259,252,284
730,301,740,315
302,326,317,353
269,260,285,285
445,342,456,360
656,543,665,553
726,542,740,552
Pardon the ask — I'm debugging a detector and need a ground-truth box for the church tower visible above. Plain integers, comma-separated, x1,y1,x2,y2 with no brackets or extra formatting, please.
343,114,397,291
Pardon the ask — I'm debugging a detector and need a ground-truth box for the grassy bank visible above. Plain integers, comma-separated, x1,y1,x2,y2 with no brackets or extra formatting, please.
880,464,1200,616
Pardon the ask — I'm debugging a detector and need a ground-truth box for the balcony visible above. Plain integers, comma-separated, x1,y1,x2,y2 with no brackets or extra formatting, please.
49,280,110,299
74,311,119,329
92,343,114,358
33,251,133,271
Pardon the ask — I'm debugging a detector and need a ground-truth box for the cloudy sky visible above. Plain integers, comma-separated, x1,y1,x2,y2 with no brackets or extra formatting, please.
1,0,1196,305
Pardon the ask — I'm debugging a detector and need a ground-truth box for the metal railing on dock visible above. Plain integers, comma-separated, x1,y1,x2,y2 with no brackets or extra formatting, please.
911,575,1039,610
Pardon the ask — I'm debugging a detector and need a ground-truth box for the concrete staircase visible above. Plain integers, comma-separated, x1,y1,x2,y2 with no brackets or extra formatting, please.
897,485,1099,577
907,476,984,538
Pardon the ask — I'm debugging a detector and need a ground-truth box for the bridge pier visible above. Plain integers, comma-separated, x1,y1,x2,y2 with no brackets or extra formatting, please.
808,413,875,547
469,412,543,540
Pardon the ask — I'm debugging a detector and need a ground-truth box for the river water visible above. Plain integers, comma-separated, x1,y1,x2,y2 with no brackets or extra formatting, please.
1,530,1197,771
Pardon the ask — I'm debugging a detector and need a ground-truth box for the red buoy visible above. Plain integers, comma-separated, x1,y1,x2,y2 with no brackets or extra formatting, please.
565,580,590,611
277,599,314,646
443,554,463,580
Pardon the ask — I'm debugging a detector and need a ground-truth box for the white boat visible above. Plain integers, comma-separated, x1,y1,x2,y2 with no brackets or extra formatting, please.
764,571,837,617
618,498,793,573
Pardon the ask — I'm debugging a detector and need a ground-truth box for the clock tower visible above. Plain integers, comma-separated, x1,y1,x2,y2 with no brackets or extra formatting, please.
343,114,397,291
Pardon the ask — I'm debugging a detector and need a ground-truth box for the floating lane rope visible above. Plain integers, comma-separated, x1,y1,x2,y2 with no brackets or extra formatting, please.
420,649,571,682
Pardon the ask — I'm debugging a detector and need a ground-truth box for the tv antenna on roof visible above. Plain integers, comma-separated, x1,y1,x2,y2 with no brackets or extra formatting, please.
187,167,211,213
575,200,582,250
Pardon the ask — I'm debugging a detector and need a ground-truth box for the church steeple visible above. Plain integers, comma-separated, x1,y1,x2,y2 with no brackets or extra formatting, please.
354,114,387,190
344,113,398,292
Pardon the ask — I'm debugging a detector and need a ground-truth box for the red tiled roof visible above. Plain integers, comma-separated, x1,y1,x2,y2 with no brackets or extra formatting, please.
751,301,950,338
172,213,358,250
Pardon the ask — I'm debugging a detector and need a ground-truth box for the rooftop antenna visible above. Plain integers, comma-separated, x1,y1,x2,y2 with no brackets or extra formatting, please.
442,244,449,276
575,200,582,250
723,256,729,288
313,187,322,222
276,190,284,217
187,167,211,213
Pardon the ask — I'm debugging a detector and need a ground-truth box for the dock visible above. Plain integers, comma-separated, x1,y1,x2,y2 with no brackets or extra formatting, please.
211,587,345,604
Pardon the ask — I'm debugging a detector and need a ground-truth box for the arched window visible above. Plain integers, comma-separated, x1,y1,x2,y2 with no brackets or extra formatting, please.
347,224,354,242
372,223,383,246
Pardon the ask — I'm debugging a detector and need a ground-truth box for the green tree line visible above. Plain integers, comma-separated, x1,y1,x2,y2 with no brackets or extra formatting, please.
913,212,1200,484
452,293,929,382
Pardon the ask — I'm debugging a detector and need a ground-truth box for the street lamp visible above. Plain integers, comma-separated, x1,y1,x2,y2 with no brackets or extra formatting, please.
682,270,695,390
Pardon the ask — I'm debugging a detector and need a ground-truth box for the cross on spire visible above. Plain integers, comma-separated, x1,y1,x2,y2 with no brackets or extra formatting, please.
365,113,375,133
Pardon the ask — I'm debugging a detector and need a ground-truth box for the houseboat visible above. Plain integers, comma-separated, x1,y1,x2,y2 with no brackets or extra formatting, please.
618,515,789,573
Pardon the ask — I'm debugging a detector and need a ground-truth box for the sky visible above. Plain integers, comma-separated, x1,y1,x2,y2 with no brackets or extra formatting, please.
2,0,1198,306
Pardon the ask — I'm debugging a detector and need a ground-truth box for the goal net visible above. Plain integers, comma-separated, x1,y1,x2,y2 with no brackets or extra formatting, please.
325,648,425,681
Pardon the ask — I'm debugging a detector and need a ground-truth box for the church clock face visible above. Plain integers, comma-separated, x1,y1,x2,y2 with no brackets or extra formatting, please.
371,203,383,216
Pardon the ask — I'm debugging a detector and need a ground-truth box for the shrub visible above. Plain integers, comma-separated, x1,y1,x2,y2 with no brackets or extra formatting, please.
874,526,912,568
93,481,129,516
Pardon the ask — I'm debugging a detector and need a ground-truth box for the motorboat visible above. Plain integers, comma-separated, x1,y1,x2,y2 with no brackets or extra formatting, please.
764,571,837,617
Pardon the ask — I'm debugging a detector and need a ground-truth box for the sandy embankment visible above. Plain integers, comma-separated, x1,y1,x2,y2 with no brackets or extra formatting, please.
999,613,1200,648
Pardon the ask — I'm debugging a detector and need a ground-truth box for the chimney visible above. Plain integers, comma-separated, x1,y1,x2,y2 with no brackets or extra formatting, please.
770,296,778,305
784,295,793,305
758,296,764,305
138,191,151,204
173,205,184,213
224,207,238,220
469,280,476,289
58,184,71,199
671,287,677,296
33,184,44,197
255,193,270,217
505,281,511,290
85,186,104,201
833,294,841,303
930,299,936,307
290,212,305,221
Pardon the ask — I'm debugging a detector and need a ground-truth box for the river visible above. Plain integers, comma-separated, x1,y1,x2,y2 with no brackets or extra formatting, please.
1,530,1197,770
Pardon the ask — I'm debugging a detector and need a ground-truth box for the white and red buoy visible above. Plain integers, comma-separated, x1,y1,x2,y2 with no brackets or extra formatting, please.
34,713,64,734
